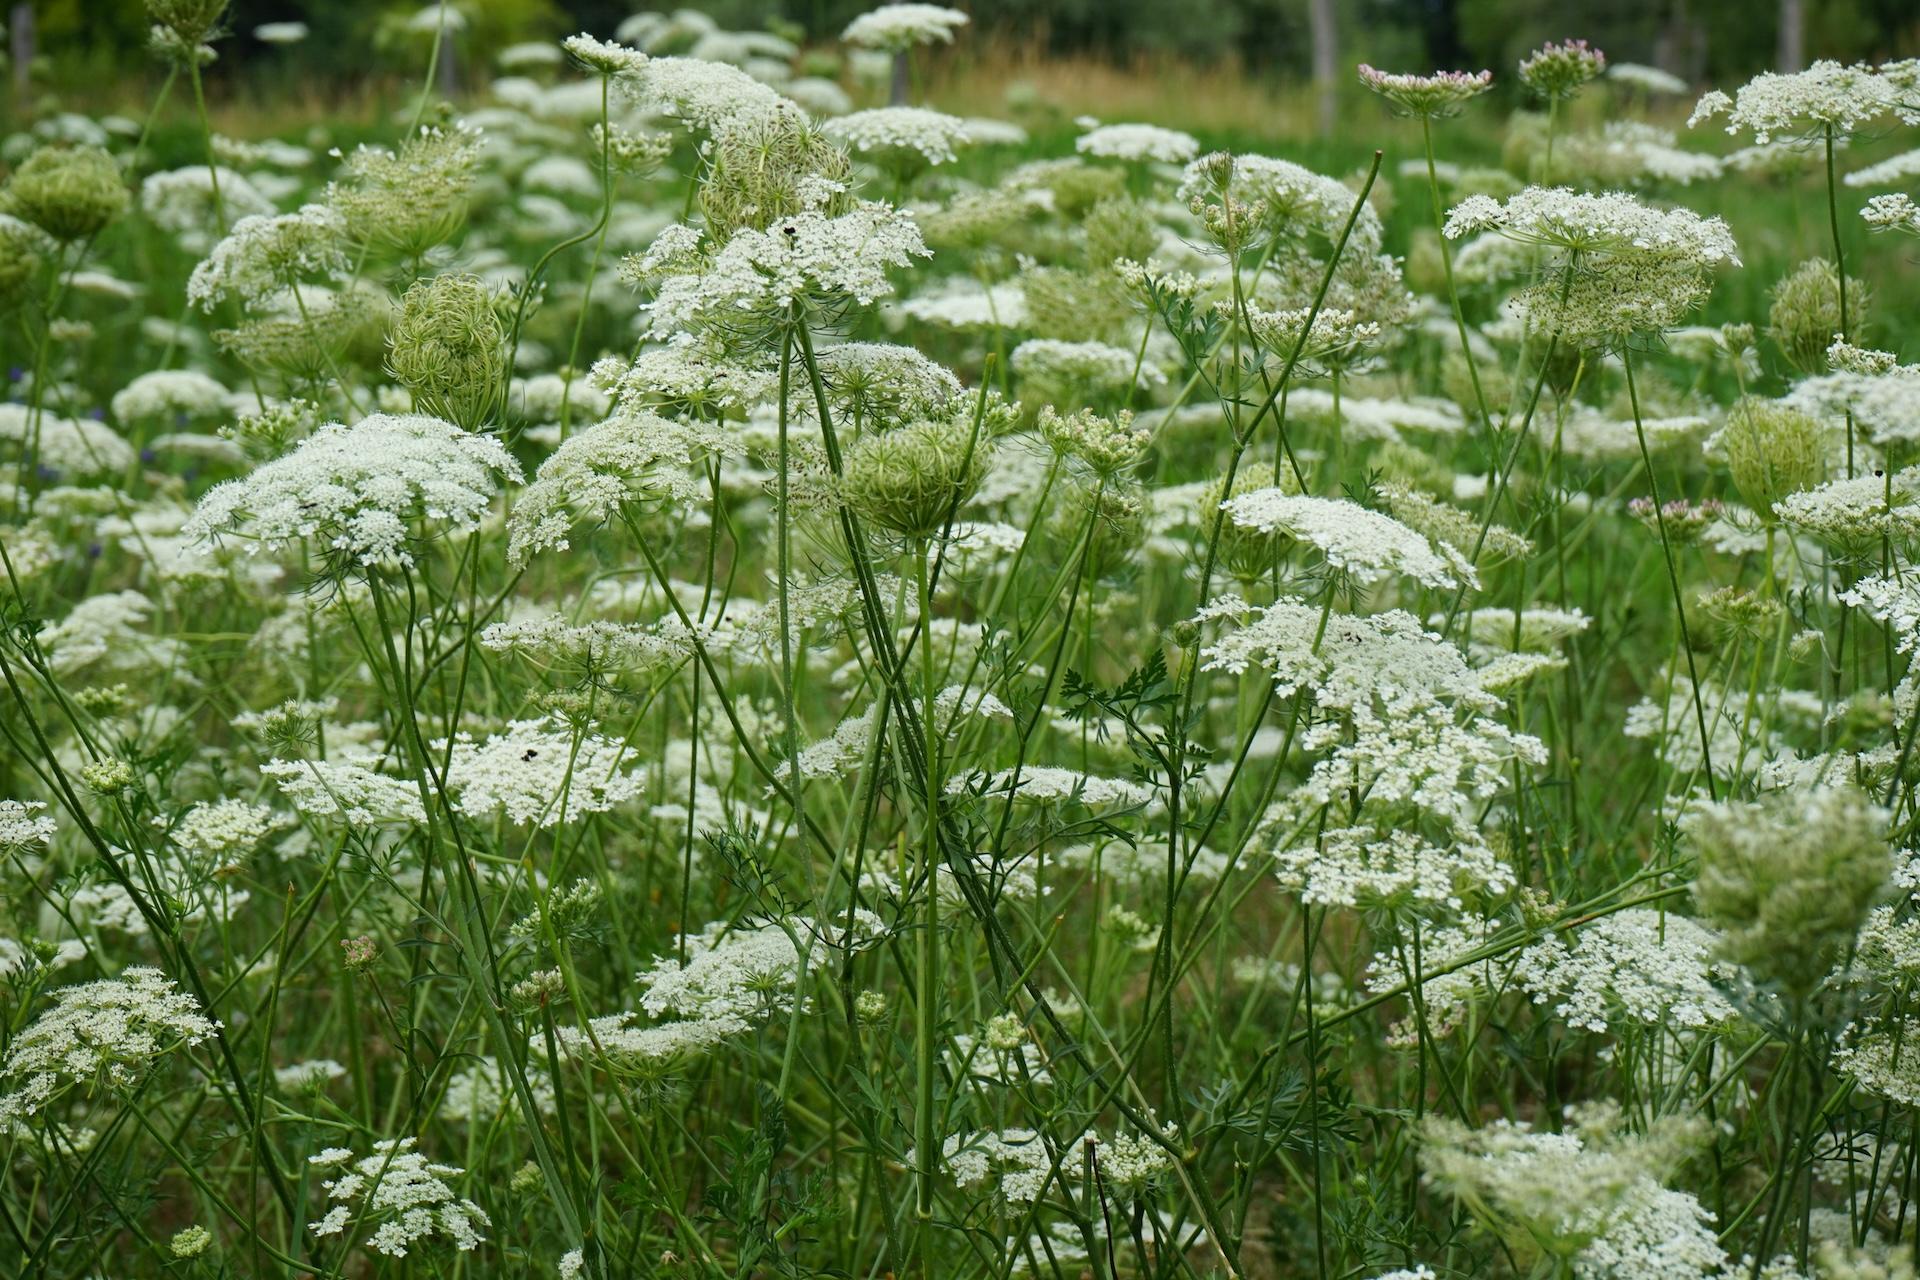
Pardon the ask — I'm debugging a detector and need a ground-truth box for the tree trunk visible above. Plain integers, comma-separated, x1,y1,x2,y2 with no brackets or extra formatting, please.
891,50,909,106
1777,0,1805,72
1310,0,1337,137
10,4,32,112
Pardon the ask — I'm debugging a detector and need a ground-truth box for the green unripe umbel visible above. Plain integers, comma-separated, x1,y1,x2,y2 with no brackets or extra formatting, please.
1768,257,1868,373
700,106,852,239
1720,397,1824,523
840,416,990,540
3,147,129,243
146,0,229,45
0,216,51,310
387,274,509,431
1688,784,1889,1002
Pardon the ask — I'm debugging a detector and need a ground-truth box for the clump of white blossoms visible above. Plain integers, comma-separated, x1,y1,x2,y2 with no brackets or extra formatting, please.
505,409,734,562
826,107,973,169
841,4,969,52
437,717,644,827
259,757,427,826
1075,122,1200,164
0,800,56,857
109,369,232,425
1221,491,1474,590
0,968,216,1125
1420,1102,1706,1267
1690,61,1896,142
1196,597,1499,710
1275,824,1513,910
185,204,346,310
630,201,930,338
1515,909,1738,1034
185,414,521,568
620,55,791,134
308,1138,490,1258
1443,187,1738,342
1357,65,1495,118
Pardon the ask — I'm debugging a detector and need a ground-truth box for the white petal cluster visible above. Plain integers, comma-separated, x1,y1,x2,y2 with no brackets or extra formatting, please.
1196,596,1498,710
1689,61,1895,142
1276,824,1513,909
0,801,55,855
1515,909,1737,1034
0,968,216,1125
826,107,973,166
308,1138,489,1257
186,414,520,567
259,757,427,825
1076,123,1200,164
1443,186,1738,265
506,410,734,563
1222,491,1473,590
841,4,969,52
186,204,346,310
641,202,930,337
109,369,233,424
436,716,644,827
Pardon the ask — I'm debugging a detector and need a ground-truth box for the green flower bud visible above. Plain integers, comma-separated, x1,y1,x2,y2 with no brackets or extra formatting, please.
840,416,990,540
386,274,508,431
1768,257,1869,373
700,107,852,239
169,1224,213,1258
1688,784,1888,1002
3,147,129,243
1720,397,1824,522
146,0,228,46
0,214,51,310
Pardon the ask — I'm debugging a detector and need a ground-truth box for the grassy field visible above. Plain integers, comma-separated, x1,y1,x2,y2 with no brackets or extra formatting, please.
6,10,1920,1280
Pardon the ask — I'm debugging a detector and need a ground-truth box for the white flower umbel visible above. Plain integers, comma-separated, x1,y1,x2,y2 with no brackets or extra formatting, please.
109,369,233,425
1515,909,1737,1034
841,4,969,52
620,56,791,133
1276,825,1513,909
1689,61,1895,142
308,1138,489,1258
186,414,521,567
826,107,973,167
1076,122,1200,165
637,202,929,338
505,410,734,563
1196,596,1498,710
436,716,644,828
1221,491,1475,590
0,801,55,856
186,204,345,310
0,968,216,1125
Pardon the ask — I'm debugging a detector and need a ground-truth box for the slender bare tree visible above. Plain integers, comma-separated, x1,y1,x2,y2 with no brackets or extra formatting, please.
1311,0,1338,136
1778,0,1805,72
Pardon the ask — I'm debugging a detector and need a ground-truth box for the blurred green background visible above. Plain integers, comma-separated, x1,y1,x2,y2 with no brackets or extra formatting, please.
8,0,1919,102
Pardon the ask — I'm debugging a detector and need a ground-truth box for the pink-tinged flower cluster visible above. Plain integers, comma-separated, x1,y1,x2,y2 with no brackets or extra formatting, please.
1357,65,1494,118
1519,39,1608,100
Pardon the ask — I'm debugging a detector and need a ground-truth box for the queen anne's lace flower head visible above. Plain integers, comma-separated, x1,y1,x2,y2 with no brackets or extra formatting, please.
308,1138,489,1258
186,414,522,567
1357,66,1494,118
841,4,969,52
436,716,645,827
826,107,973,168
1518,40,1607,101
0,968,216,1125
1221,491,1474,590
1075,122,1201,163
1689,61,1894,142
506,409,736,563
